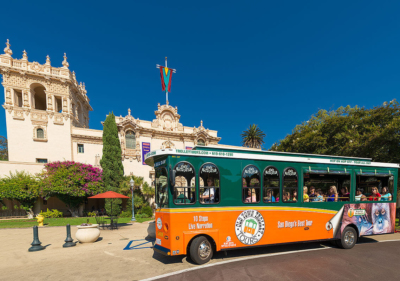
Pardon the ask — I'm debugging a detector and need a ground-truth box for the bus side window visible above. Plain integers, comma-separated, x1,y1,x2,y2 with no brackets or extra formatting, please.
283,167,298,203
242,165,260,203
304,170,351,202
263,166,279,203
173,162,196,205
356,174,394,202
199,163,220,204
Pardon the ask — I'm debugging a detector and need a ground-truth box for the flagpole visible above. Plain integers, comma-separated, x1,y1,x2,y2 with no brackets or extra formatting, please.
165,57,168,104
156,57,176,106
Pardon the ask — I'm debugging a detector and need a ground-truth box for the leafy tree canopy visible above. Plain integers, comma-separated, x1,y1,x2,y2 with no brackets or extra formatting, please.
270,100,400,164
0,136,8,161
0,171,40,216
41,161,104,216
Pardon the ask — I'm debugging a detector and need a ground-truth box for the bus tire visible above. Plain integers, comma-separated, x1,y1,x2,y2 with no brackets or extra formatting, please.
339,226,357,249
189,236,213,265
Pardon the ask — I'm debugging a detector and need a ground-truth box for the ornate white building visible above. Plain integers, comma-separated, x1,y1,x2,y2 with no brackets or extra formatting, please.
0,40,221,186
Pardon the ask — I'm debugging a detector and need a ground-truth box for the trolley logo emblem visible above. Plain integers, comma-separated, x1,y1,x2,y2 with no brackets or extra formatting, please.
235,210,265,245
347,208,366,218
157,218,162,229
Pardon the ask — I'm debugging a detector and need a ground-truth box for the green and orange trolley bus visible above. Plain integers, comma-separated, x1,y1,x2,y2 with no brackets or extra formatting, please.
145,146,399,264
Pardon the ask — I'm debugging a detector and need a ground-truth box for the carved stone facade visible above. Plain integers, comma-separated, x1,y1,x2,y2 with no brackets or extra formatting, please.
0,39,222,186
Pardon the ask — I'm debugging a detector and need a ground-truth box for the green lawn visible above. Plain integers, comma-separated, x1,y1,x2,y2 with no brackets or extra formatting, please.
0,216,153,229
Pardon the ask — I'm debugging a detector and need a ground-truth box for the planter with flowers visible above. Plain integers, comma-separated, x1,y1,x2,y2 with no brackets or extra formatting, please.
75,223,100,243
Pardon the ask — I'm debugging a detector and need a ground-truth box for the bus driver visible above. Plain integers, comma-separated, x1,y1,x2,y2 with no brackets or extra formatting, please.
200,177,215,203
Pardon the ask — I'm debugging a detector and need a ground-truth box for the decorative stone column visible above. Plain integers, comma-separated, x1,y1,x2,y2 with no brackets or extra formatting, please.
23,89,30,107
5,88,12,105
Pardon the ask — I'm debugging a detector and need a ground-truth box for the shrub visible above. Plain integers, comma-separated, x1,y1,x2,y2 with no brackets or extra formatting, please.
87,211,96,217
41,161,104,217
40,208,63,218
138,205,153,217
135,213,146,219
120,211,132,218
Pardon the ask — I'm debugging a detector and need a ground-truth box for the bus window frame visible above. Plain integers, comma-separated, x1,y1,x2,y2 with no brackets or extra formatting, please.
355,173,395,202
172,161,196,205
199,162,221,205
155,167,168,208
242,164,261,204
282,167,298,204
263,165,280,204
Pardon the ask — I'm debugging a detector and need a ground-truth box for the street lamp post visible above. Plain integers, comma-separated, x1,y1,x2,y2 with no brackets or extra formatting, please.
130,178,136,221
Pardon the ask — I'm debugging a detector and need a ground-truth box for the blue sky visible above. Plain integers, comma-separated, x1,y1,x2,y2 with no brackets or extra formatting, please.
1,1,399,148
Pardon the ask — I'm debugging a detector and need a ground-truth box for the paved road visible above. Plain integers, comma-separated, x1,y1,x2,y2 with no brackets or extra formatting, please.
155,239,400,281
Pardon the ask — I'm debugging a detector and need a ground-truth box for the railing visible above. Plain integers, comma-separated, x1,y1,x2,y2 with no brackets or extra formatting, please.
12,61,22,68
51,69,60,75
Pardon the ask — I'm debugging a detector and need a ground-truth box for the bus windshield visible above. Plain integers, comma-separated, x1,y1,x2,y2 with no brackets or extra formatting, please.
155,167,168,208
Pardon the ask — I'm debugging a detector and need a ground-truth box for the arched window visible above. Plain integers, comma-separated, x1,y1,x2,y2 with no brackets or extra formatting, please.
37,128,44,139
199,163,220,204
283,167,298,203
31,84,47,110
173,162,196,205
126,131,136,149
263,166,280,203
197,139,205,146
242,165,260,203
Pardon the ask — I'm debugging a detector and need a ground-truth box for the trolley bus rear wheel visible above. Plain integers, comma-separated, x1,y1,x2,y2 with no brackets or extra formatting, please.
339,226,357,249
189,236,213,265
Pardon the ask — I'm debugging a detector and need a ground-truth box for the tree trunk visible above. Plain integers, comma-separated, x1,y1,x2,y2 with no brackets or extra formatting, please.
27,208,34,219
78,203,84,217
68,207,79,217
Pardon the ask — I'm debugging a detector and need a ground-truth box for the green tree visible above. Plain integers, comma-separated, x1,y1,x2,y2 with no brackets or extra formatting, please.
142,182,155,202
241,124,266,149
100,112,124,190
41,161,104,217
270,100,400,164
0,171,40,218
100,112,124,215
0,136,8,161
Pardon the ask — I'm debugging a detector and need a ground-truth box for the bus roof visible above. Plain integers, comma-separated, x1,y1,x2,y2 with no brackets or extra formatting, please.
145,146,399,168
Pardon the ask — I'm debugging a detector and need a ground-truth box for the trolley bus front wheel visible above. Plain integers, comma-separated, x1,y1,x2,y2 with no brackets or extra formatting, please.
189,235,213,265
339,226,357,249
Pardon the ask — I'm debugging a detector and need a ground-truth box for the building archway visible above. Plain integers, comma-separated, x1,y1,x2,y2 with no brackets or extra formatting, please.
31,83,47,110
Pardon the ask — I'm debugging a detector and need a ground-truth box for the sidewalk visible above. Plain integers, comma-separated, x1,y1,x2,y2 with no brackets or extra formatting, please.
0,224,399,281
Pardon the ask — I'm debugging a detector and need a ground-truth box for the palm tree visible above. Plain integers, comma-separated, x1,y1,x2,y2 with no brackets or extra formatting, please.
142,182,155,201
241,124,266,149
134,176,144,190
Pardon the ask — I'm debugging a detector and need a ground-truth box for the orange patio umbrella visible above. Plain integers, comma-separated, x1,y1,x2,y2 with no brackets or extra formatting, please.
89,191,129,216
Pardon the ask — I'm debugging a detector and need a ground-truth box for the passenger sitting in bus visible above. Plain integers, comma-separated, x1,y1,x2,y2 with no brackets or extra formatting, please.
355,188,364,201
244,188,257,203
340,186,350,201
200,177,215,203
361,195,367,201
380,186,392,201
314,189,324,202
368,187,381,201
264,189,275,202
309,186,317,201
282,192,291,202
292,190,298,202
303,186,309,202
275,194,280,202
327,186,338,202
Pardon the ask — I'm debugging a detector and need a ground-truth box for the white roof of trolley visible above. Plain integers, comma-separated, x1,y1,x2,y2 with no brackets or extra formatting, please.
145,147,400,169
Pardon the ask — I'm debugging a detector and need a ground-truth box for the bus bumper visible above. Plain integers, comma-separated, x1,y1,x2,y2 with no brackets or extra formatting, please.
153,244,171,256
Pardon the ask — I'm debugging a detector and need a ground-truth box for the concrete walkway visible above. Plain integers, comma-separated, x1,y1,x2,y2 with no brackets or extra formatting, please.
0,223,399,280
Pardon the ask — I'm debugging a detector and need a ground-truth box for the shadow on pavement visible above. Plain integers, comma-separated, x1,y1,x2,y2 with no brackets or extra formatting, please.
152,240,335,265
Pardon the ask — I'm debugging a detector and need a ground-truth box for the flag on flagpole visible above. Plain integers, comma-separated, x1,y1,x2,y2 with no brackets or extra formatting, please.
159,66,173,92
